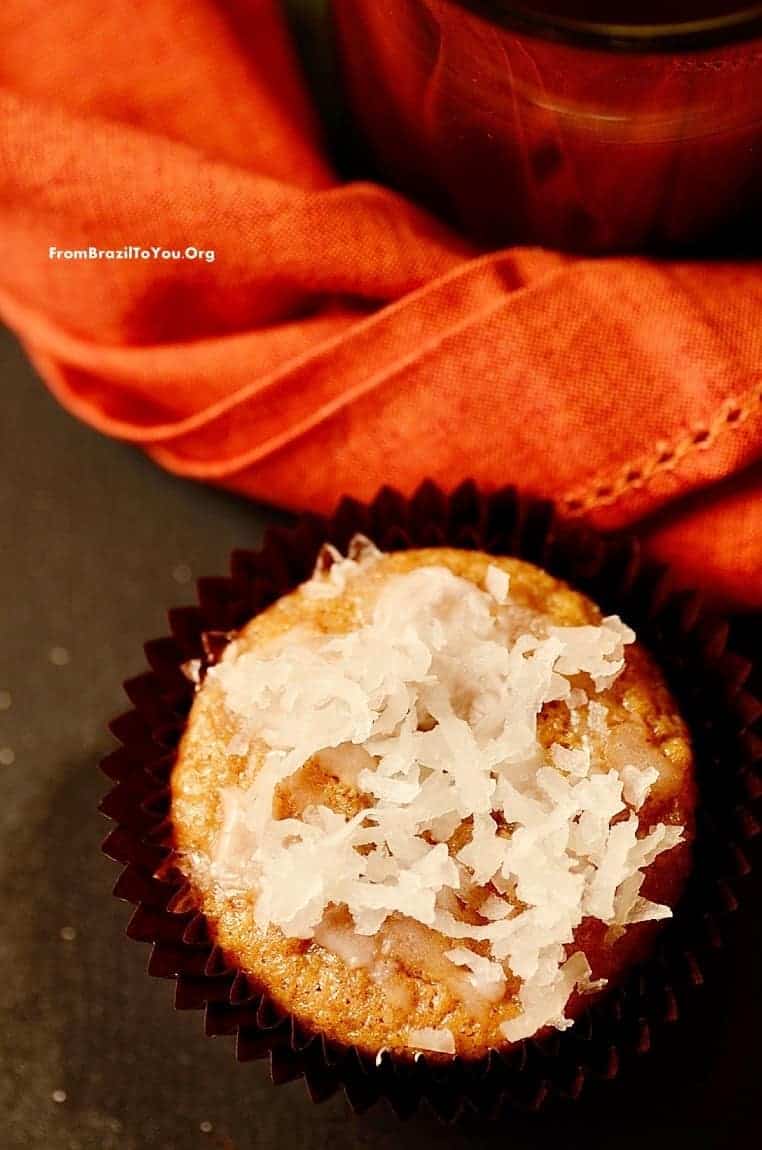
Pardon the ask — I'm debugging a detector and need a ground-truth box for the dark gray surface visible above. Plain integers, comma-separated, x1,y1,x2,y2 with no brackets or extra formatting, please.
0,325,759,1150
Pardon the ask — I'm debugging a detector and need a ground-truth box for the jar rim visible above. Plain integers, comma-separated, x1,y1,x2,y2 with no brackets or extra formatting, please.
450,2,762,53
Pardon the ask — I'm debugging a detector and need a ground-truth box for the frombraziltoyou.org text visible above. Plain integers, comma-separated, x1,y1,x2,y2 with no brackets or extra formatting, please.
48,245,216,262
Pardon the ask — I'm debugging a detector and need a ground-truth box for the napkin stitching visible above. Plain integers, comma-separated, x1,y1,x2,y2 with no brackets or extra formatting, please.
562,379,762,516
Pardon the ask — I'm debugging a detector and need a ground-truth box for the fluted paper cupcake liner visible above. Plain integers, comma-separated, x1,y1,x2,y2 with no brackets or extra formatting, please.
100,481,761,1120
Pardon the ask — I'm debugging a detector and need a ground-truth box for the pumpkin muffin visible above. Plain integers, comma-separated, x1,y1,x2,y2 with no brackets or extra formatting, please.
170,537,695,1059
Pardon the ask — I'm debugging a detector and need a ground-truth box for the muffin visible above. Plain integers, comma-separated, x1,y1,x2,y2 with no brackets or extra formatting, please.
169,536,696,1060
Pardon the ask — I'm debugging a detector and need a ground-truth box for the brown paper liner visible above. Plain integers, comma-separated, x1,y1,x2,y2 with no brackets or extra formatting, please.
101,482,761,1120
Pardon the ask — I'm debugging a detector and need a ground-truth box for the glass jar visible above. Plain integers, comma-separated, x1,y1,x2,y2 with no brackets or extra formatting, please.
329,1,762,251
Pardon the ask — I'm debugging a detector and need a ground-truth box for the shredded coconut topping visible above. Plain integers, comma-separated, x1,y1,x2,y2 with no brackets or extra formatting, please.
407,1027,456,1054
205,538,684,1045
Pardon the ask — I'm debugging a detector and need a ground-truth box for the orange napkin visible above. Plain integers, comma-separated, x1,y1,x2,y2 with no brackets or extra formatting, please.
0,0,759,608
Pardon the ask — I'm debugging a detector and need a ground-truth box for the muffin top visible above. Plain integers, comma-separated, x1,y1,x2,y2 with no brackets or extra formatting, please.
171,539,695,1058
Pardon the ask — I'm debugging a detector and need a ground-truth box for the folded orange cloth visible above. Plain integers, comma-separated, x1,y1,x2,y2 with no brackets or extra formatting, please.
0,1,760,607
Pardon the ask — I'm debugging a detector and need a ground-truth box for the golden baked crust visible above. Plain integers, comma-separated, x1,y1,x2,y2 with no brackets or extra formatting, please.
170,548,696,1058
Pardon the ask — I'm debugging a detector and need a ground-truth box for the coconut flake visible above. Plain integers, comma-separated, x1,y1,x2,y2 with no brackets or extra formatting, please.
303,534,382,599
550,617,635,691
586,700,610,739
181,658,202,684
584,814,640,920
347,534,382,564
371,958,414,1011
629,823,684,870
610,871,672,927
445,946,507,1001
500,951,595,1041
314,743,376,787
485,564,510,605
550,741,591,778
456,813,505,885
621,765,659,810
226,728,251,757
407,1027,456,1054
479,893,514,921
313,910,376,968
606,722,679,794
